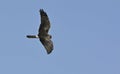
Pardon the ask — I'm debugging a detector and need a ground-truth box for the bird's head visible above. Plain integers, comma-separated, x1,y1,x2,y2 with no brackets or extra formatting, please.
48,35,52,39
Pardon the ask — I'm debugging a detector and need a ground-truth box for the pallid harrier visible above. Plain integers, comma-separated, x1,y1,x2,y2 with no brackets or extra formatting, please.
26,9,53,54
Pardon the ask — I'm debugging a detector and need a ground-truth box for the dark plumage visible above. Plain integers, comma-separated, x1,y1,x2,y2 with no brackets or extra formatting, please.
26,9,53,54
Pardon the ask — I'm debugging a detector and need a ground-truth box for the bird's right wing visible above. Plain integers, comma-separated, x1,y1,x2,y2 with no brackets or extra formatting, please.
39,9,51,34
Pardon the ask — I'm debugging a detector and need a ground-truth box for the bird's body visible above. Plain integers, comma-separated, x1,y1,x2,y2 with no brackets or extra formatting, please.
26,9,53,54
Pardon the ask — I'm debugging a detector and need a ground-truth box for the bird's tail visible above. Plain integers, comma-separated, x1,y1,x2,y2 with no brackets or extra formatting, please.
26,35,39,38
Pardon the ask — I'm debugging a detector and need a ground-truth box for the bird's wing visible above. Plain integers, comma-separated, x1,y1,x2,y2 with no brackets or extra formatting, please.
40,38,53,54
39,9,50,34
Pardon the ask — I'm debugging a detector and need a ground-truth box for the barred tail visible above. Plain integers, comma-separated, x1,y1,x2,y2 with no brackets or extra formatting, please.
26,35,38,38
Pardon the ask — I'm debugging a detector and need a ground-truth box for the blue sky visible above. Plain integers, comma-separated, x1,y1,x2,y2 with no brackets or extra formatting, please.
0,0,120,74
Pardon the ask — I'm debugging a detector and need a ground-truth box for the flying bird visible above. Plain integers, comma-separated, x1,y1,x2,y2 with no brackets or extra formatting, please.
26,9,53,54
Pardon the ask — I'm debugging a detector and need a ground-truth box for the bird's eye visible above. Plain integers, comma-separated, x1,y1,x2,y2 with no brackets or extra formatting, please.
50,35,52,38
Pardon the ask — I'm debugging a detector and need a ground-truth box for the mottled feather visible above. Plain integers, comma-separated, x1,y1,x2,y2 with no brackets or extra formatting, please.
38,9,53,54
27,9,53,54
39,9,50,34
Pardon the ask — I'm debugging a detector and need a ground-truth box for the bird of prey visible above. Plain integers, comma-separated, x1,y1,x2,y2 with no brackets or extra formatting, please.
26,9,53,54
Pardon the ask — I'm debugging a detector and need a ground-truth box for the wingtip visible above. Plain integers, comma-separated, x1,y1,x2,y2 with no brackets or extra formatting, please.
47,51,52,55
39,9,44,12
47,50,53,54
39,9,47,16
39,9,45,13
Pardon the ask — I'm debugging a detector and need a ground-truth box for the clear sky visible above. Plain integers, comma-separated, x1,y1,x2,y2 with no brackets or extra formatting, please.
0,0,120,74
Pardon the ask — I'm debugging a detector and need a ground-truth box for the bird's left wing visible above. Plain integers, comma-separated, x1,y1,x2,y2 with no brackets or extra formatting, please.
40,38,53,54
